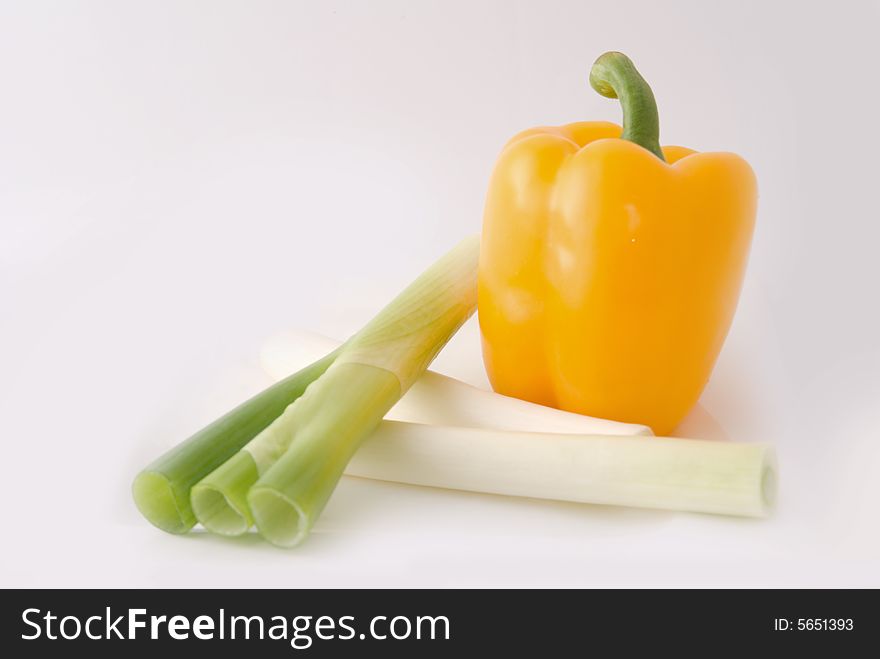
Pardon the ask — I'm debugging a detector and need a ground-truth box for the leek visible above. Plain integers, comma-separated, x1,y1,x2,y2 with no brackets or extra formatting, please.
345,422,776,518
131,349,338,534
260,331,653,437
262,336,773,517
191,235,480,545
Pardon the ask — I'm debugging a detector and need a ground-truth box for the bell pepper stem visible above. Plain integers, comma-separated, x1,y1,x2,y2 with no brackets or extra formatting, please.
589,52,665,161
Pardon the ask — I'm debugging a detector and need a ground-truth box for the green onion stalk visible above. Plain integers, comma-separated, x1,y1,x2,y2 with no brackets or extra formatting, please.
190,235,480,546
132,350,339,534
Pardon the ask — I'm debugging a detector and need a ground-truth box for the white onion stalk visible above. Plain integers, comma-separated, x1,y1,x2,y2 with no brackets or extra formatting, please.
260,331,653,437
347,421,776,518
260,333,774,518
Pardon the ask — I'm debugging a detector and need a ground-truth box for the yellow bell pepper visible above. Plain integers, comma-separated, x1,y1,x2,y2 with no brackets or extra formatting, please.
478,52,757,435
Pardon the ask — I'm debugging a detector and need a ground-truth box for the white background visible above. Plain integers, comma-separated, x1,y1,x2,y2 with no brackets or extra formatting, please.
2,1,879,587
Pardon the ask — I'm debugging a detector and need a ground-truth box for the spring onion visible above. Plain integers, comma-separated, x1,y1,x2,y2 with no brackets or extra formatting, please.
262,336,773,517
345,421,776,518
131,349,338,534
260,331,653,437
191,235,481,546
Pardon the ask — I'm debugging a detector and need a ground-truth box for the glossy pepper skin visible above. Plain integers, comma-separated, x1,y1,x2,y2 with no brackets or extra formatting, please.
478,53,757,435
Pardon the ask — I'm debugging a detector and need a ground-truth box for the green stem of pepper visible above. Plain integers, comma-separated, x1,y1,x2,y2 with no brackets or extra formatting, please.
589,51,665,161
